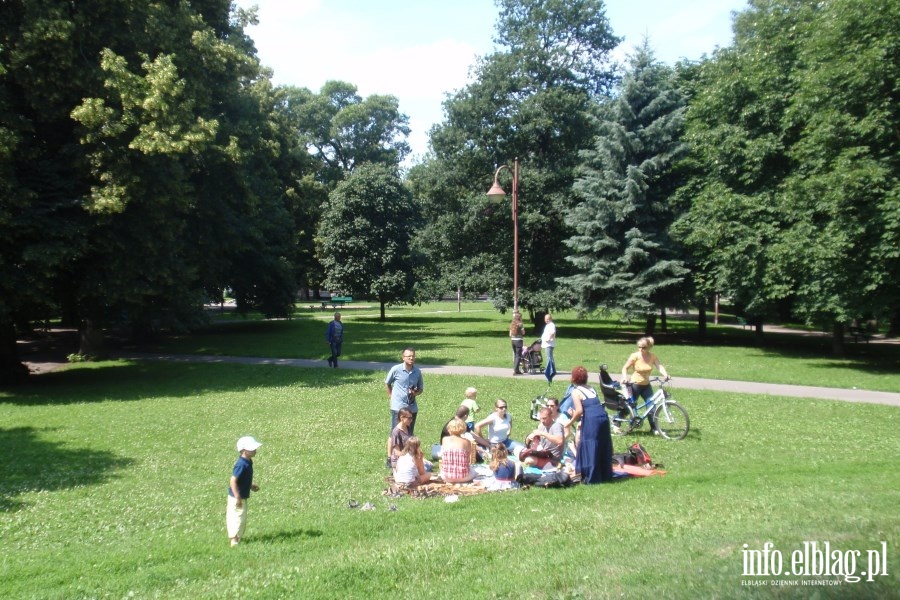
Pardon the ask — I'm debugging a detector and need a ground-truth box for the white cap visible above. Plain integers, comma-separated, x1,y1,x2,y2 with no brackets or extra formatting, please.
236,436,262,452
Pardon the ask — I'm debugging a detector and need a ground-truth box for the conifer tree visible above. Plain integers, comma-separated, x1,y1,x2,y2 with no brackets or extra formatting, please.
562,43,688,329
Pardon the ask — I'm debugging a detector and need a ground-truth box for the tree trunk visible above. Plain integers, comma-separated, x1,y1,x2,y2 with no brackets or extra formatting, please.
887,309,900,338
0,321,29,384
697,302,707,341
78,319,107,359
832,322,846,356
753,318,764,344
379,299,386,321
659,307,667,333
644,314,656,336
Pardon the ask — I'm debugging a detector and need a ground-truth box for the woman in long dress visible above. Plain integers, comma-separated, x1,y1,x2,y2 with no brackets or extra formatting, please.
569,366,613,484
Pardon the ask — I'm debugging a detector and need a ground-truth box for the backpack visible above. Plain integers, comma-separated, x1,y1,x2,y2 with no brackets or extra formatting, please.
627,443,652,467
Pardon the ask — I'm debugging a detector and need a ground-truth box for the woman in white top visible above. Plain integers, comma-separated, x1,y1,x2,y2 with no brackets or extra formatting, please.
394,437,431,486
475,399,525,457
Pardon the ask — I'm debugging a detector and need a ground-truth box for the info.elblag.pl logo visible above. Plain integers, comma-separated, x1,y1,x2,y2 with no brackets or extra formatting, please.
741,541,890,585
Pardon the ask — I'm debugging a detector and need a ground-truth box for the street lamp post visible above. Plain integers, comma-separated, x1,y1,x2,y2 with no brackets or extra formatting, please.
486,158,519,313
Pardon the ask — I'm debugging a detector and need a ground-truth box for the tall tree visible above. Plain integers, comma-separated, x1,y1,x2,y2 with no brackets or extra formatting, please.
412,0,620,328
284,81,411,184
674,0,899,351
562,43,689,331
0,1,308,378
317,163,421,320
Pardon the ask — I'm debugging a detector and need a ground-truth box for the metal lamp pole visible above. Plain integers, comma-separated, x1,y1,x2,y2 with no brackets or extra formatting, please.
486,158,519,313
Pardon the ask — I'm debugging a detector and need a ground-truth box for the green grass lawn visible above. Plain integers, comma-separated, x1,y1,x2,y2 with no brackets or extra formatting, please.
2,360,898,598
138,302,900,392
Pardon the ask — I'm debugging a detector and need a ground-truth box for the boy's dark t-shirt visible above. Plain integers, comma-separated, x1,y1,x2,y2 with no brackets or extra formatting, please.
229,455,254,499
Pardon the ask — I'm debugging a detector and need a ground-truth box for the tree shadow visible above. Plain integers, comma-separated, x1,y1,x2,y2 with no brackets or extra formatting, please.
0,426,134,512
0,361,378,406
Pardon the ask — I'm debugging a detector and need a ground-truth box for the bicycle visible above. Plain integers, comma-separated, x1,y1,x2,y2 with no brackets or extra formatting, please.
598,368,690,440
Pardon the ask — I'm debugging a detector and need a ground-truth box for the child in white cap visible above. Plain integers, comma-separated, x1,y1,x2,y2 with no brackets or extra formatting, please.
227,435,262,547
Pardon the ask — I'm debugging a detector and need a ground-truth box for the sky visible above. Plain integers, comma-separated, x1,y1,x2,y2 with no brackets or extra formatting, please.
233,0,749,162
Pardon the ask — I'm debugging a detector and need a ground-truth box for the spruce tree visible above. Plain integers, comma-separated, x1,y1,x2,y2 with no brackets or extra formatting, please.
562,43,688,328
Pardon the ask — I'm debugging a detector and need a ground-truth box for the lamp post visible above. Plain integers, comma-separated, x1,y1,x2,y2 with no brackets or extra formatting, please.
486,158,519,313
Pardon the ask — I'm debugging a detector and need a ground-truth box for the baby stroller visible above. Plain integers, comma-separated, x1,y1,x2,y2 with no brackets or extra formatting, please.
598,363,629,412
521,340,543,374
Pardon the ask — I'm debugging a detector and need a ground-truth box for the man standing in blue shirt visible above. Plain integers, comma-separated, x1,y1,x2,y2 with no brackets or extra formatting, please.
325,312,343,368
385,347,424,434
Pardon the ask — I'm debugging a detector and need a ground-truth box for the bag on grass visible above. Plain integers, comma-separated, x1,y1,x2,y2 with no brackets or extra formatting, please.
535,471,572,488
627,443,652,467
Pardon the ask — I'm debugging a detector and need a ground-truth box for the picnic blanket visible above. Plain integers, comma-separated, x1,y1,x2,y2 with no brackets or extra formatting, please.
613,464,667,478
383,474,497,498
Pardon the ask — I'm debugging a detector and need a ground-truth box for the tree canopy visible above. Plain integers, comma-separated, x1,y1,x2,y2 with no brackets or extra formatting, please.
0,0,313,379
562,43,689,328
672,0,899,351
317,163,420,320
411,0,621,327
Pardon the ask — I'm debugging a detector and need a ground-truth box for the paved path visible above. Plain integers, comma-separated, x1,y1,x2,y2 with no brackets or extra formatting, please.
115,353,900,408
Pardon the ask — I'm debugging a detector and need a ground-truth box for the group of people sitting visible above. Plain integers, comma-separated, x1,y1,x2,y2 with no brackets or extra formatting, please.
388,363,622,489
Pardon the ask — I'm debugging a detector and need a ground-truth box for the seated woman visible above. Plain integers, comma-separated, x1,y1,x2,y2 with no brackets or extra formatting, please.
486,443,520,490
440,418,475,483
475,399,525,458
394,437,431,487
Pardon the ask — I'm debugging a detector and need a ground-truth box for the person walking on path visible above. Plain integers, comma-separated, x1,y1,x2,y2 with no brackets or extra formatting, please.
227,436,262,547
509,311,525,375
325,312,343,368
385,347,424,436
541,313,558,383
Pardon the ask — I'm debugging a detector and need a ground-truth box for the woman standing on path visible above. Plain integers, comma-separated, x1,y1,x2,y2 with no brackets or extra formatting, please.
509,312,525,375
569,366,613,484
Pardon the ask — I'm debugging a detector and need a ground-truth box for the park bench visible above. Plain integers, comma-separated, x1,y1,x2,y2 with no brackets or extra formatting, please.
320,296,353,310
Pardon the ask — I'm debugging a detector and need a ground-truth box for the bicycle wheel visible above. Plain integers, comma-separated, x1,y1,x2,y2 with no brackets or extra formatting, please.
652,401,689,440
610,404,637,436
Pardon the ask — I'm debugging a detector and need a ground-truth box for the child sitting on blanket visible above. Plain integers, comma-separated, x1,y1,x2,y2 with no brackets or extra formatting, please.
395,437,431,487
487,443,520,490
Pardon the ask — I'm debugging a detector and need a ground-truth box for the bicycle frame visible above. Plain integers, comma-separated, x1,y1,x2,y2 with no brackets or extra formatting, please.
628,381,668,424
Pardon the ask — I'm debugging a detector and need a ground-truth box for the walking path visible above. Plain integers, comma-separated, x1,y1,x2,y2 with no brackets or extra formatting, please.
115,352,900,408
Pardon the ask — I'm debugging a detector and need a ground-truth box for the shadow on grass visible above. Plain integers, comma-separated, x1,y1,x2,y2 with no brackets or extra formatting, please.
1,361,376,406
250,528,324,544
0,426,134,512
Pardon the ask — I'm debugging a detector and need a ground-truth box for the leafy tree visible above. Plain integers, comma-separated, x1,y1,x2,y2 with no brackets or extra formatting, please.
674,0,899,351
0,1,308,378
283,81,411,184
317,163,421,320
413,0,620,330
562,43,688,332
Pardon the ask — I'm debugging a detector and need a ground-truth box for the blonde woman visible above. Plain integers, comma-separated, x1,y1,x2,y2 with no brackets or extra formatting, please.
621,336,670,407
486,443,520,490
440,418,474,483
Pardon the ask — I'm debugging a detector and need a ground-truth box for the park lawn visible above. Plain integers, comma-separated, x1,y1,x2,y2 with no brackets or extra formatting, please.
139,302,900,393
1,361,898,599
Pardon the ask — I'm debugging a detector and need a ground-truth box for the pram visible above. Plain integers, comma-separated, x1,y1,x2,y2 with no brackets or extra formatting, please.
598,363,629,412
521,340,543,374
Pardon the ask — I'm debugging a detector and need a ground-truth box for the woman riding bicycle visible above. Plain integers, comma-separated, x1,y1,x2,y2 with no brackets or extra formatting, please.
621,336,670,408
